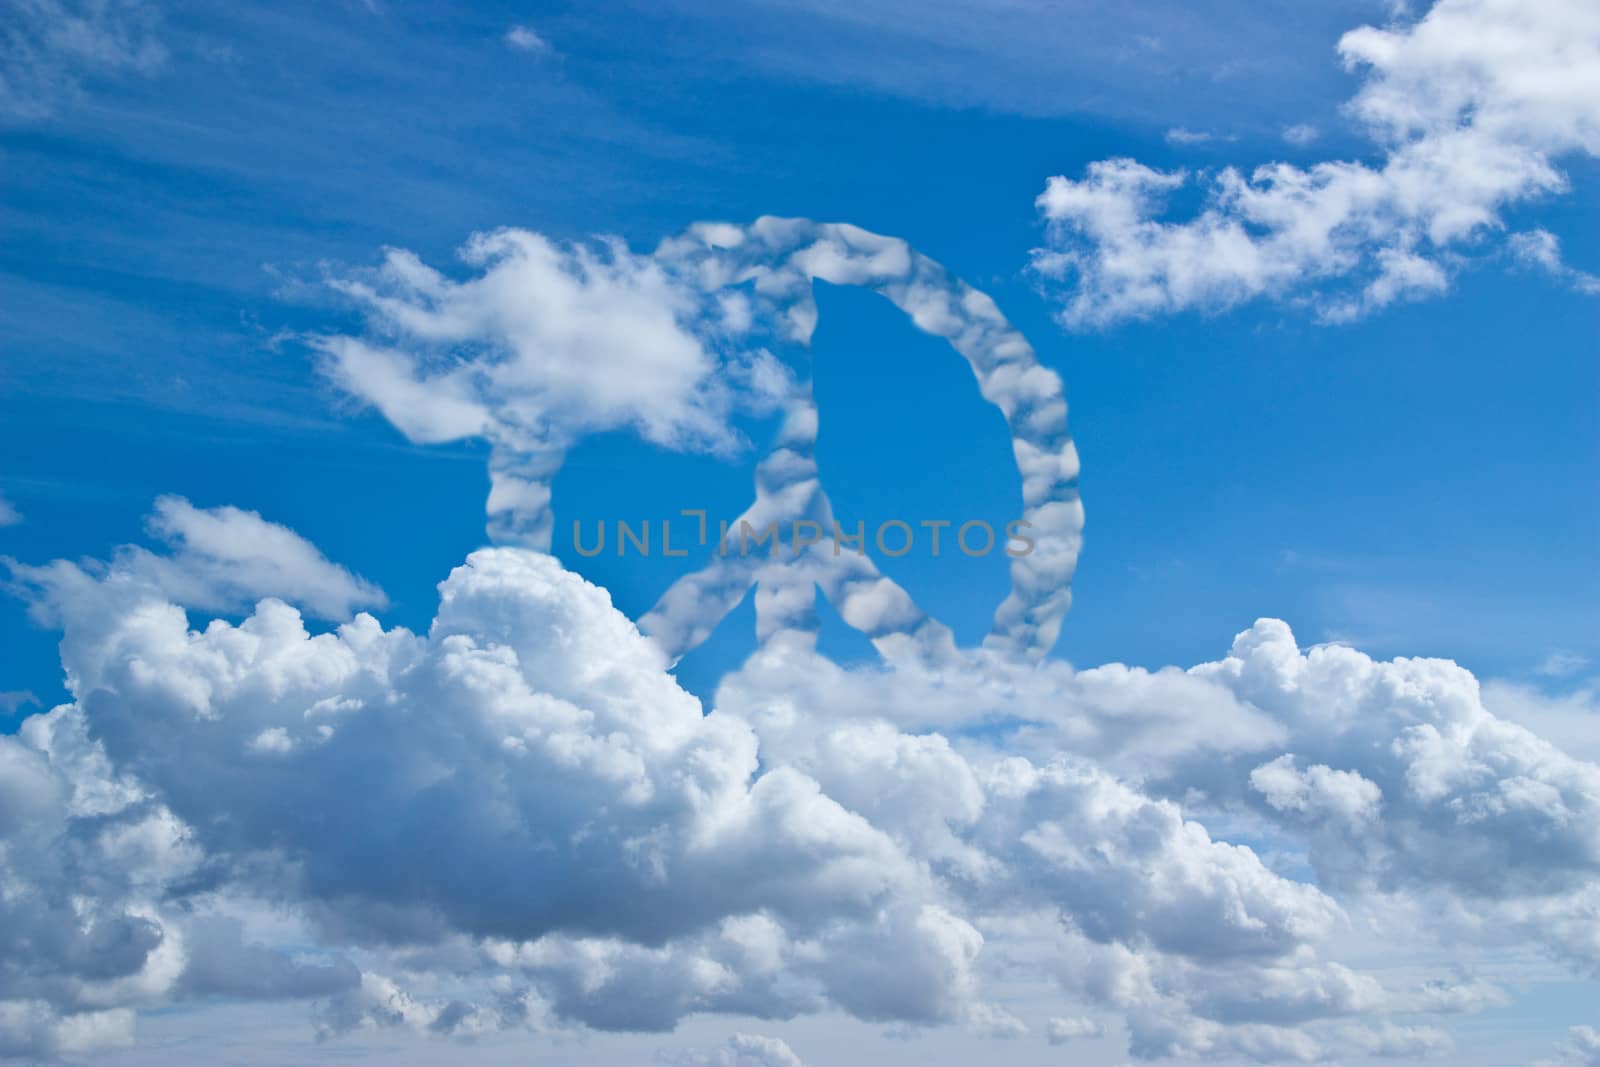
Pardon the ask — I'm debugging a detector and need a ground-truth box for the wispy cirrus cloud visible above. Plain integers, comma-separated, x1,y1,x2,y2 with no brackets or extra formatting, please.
644,0,1373,128
0,690,39,715
0,0,166,121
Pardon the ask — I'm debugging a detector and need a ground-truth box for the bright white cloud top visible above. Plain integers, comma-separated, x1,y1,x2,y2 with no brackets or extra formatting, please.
1032,0,1600,326
5,502,1598,1062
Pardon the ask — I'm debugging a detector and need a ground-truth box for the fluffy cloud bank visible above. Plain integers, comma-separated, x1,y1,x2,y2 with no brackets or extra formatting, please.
1032,0,1600,325
3,503,1598,1062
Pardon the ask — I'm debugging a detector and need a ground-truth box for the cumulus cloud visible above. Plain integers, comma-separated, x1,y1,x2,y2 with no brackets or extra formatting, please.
1,511,1449,1062
1178,621,1600,910
1033,0,1600,326
719,616,1600,1028
659,1032,807,1067
8,186,1600,1057
42,547,930,954
8,477,1600,1064
317,226,792,547
0,0,166,122
319,230,734,452
6,527,991,1048
0,711,190,1061
1249,755,1383,826
8,498,1599,1060
1481,677,1600,765
0,1002,135,1061
6,495,386,623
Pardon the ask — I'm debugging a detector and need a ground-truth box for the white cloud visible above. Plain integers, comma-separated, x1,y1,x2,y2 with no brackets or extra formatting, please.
505,25,548,53
7,500,1600,1060
1,518,1399,1061
0,492,19,526
1033,0,1600,326
1537,650,1592,678
7,533,983,1043
1250,755,1383,826
1169,621,1600,911
1408,973,1510,1014
642,219,1081,667
1509,229,1600,295
723,614,1600,995
1045,1014,1104,1043
660,1032,808,1067
39,546,926,956
1164,127,1220,146
7,495,386,623
321,231,743,454
0,712,190,1061
1342,1021,1453,1057
1482,678,1600,763
318,227,791,547
0,0,166,122
1282,123,1320,146
0,1002,135,1061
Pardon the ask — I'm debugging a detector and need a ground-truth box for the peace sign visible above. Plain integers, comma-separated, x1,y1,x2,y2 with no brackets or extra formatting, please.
327,218,1082,666
634,220,1082,667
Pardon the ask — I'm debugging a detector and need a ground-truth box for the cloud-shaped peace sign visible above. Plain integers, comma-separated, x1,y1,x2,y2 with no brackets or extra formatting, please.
321,218,1083,665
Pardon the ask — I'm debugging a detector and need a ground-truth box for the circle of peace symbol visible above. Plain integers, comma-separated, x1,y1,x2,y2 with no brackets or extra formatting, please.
474,219,1084,668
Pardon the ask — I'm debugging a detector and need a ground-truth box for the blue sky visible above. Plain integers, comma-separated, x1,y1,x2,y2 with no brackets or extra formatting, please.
2,1,1600,1065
